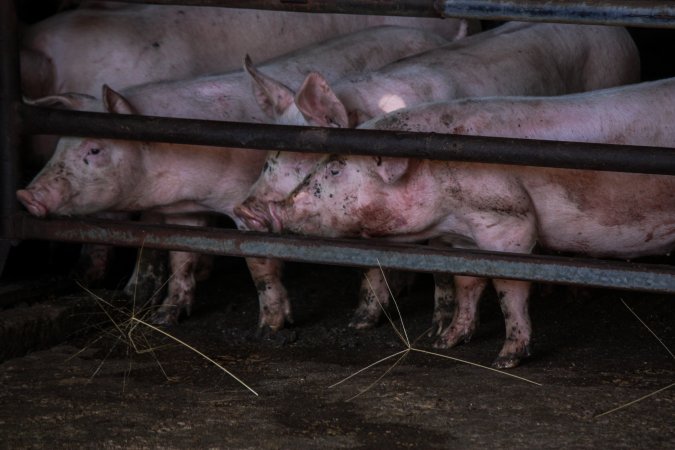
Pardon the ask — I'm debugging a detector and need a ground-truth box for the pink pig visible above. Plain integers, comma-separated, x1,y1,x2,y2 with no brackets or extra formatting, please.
21,2,470,99
16,26,451,328
235,21,640,331
262,77,675,368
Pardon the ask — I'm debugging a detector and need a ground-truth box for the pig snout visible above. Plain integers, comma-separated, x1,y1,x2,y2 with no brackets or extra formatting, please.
16,179,70,218
17,189,50,217
234,200,283,233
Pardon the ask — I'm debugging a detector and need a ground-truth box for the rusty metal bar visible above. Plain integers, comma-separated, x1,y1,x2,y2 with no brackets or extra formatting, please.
86,0,445,17
20,104,675,175
11,213,675,293
0,0,21,276
109,0,675,28
435,0,675,28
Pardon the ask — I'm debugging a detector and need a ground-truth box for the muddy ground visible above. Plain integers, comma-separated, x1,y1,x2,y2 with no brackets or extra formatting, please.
0,246,673,449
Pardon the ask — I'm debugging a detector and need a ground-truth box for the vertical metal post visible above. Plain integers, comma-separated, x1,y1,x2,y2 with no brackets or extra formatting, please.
0,0,21,275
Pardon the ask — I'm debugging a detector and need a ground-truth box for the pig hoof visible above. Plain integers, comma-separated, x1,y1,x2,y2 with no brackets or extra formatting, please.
255,326,298,346
348,312,379,330
491,355,521,369
428,315,451,337
492,344,532,369
432,327,473,349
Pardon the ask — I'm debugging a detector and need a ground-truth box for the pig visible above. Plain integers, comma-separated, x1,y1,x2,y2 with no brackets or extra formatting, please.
260,76,675,368
21,2,471,99
16,26,451,327
20,3,470,288
234,21,640,331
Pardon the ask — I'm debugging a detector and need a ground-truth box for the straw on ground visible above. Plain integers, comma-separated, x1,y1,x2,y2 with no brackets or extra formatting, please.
594,298,673,418
330,259,541,400
72,242,258,396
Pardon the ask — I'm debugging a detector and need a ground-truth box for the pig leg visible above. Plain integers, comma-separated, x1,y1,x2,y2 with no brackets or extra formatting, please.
246,257,292,331
349,268,415,329
123,212,169,303
430,273,455,336
433,275,488,349
149,214,211,325
492,279,533,369
349,267,393,329
123,247,168,306
429,238,455,336
75,243,115,286
151,250,200,324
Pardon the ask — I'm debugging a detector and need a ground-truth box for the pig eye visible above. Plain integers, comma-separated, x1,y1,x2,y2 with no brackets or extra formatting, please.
90,148,101,155
327,161,343,176
326,157,345,176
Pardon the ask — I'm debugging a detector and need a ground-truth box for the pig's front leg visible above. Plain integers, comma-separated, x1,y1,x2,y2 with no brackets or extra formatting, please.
433,275,488,348
427,238,456,336
492,279,532,369
349,268,416,329
349,267,393,329
245,257,292,331
123,247,168,305
76,243,115,286
150,214,211,325
123,212,169,303
430,272,455,336
150,250,200,324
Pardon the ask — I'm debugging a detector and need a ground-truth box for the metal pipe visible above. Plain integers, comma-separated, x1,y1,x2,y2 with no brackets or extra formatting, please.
11,214,675,294
0,0,20,243
20,105,675,175
106,0,675,28
435,0,675,28
86,0,447,17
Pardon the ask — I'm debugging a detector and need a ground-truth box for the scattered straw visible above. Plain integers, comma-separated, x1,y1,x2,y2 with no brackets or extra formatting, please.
330,259,541,400
73,240,258,396
594,298,673,418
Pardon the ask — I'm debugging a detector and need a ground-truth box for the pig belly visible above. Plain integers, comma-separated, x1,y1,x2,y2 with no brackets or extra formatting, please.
528,177,675,259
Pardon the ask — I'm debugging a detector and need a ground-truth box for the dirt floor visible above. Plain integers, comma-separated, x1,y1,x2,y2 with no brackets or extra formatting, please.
0,246,673,449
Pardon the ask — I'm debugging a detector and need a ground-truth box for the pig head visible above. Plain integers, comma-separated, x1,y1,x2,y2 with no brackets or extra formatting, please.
17,88,144,218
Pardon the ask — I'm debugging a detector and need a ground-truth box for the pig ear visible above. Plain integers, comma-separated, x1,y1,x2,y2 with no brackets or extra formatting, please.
372,157,410,184
295,72,348,128
102,84,136,114
244,54,294,119
23,92,94,110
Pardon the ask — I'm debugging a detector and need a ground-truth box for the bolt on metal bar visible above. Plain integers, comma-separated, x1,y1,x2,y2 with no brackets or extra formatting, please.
20,105,675,175
104,0,675,28
0,0,20,243
12,214,675,293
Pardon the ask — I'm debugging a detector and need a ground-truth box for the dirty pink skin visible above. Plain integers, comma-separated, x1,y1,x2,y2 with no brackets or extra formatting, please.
16,26,453,328
267,77,675,368
235,21,640,331
19,4,465,290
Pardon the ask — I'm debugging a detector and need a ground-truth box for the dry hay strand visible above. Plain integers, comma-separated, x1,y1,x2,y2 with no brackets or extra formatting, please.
69,242,258,396
330,259,541,401
594,298,673,418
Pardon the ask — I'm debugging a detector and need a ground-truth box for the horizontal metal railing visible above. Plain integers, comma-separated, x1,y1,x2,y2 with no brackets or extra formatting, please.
21,105,675,175
110,0,675,28
12,214,675,293
1,0,674,293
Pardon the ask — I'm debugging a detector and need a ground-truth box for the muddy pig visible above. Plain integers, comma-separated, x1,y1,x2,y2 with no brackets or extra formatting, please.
19,3,469,289
259,77,675,368
16,26,450,327
235,21,640,331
